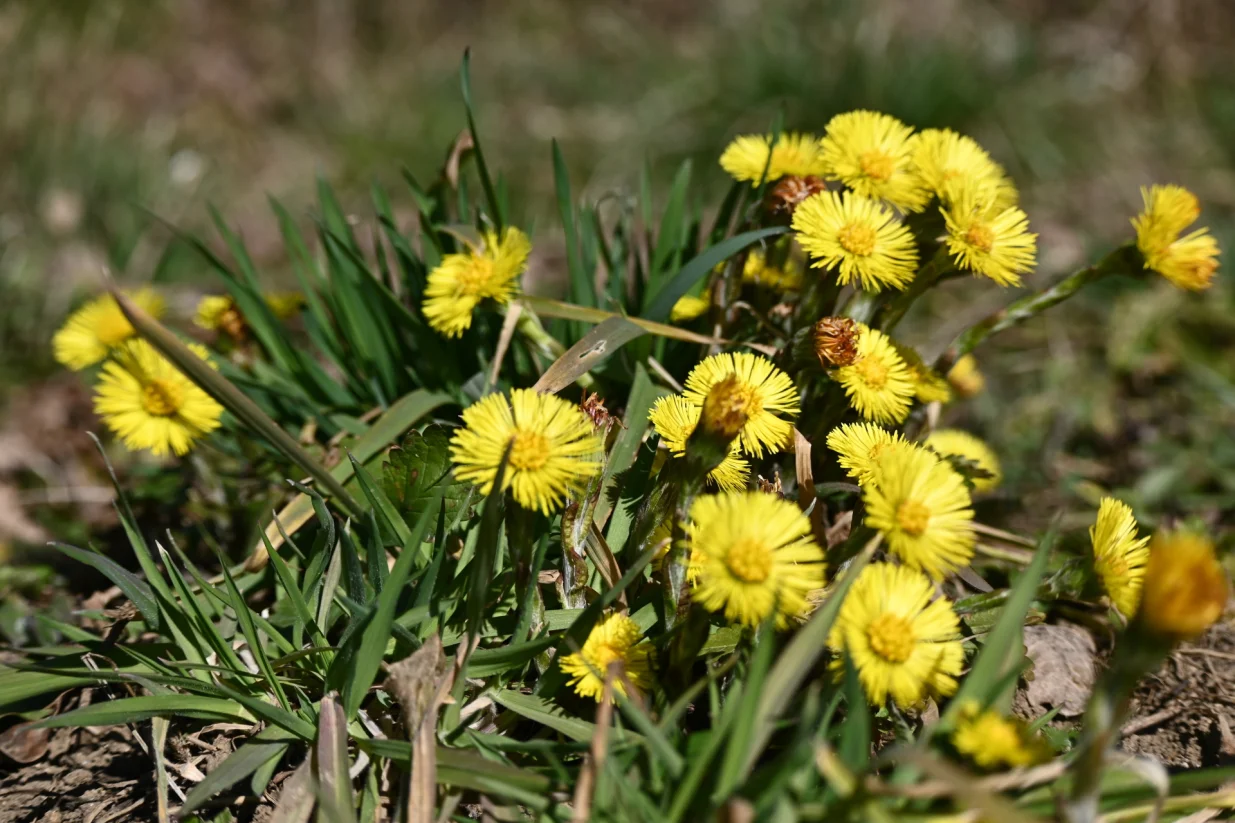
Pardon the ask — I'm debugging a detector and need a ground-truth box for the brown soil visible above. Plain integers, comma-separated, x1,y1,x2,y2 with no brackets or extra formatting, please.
1118,623,1235,769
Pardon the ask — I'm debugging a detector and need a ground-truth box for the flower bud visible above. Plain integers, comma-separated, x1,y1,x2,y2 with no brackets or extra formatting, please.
813,317,860,368
947,354,985,398
765,175,827,217
699,374,751,441
1137,532,1228,640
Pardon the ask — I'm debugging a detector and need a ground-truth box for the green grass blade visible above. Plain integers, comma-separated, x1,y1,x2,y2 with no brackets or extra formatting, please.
180,729,295,816
641,226,789,323
491,689,641,745
593,363,660,526
459,50,503,230
714,619,776,800
839,654,871,771
650,160,693,280
50,543,158,630
113,290,363,518
348,453,424,563
263,529,328,648
216,550,291,712
530,316,646,394
553,139,595,314
315,694,357,823
212,682,317,740
36,695,254,728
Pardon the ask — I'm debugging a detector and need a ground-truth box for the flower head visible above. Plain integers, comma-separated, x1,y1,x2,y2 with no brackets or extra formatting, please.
688,491,826,628
449,388,602,514
719,133,827,185
1137,531,1228,640
910,128,1017,208
923,429,1002,493
826,422,910,487
560,612,653,702
864,445,975,580
830,562,964,707
834,325,916,424
793,191,920,291
422,227,531,337
670,295,710,323
53,289,166,371
943,193,1037,287
93,339,223,457
947,354,985,398
896,345,952,404
820,110,929,212
1089,497,1150,618
649,395,750,493
1132,185,1220,291
764,175,828,217
264,291,305,319
742,247,805,291
682,353,799,459
813,317,861,368
952,701,1051,770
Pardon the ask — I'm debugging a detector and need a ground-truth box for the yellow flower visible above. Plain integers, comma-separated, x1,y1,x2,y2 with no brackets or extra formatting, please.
194,295,236,331
864,445,975,580
93,339,223,457
952,701,1050,770
264,291,305,319
910,128,1017,208
897,345,952,404
923,429,1002,493
947,354,985,398
834,325,916,424
682,352,799,459
943,193,1037,287
829,562,964,707
826,422,910,487
793,191,919,291
449,388,602,515
1132,185,1220,291
742,248,805,291
1138,531,1228,640
196,292,303,333
53,289,166,371
719,133,827,185
560,611,653,702
670,295,710,323
688,491,826,628
422,227,531,337
820,110,929,212
649,395,750,493
1089,497,1150,618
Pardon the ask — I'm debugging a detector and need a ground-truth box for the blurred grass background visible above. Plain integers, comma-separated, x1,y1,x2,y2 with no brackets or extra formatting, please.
1,0,1234,560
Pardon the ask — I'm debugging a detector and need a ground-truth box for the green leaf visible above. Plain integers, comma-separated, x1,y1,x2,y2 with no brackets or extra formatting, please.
215,550,291,712
50,543,158,631
492,689,641,745
381,425,472,527
315,694,356,823
466,636,555,678
641,226,790,323
839,654,871,771
531,316,647,395
180,729,295,816
36,695,253,728
650,160,693,280
714,618,776,799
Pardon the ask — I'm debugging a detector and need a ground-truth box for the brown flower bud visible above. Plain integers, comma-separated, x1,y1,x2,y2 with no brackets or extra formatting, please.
813,317,860,368
765,175,827,217
699,374,751,441
580,391,614,432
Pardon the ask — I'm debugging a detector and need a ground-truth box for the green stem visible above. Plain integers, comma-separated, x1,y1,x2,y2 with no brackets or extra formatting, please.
877,248,952,333
934,244,1137,373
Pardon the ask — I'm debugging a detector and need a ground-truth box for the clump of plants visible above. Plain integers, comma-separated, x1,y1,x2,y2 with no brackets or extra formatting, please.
5,57,1230,822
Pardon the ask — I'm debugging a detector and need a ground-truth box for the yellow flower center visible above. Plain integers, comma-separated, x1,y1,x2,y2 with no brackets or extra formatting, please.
726,538,773,583
96,310,136,347
701,375,761,439
853,356,888,388
858,150,895,181
838,223,878,257
867,613,915,663
896,499,931,536
456,257,496,296
140,379,184,417
964,223,996,253
509,429,551,471
589,643,622,672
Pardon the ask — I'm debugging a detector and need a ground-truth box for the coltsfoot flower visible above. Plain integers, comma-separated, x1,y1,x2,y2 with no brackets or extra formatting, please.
819,110,929,212
1137,531,1228,640
833,325,916,424
670,295,710,323
826,422,910,487
682,352,799,459
793,191,919,291
649,395,750,493
943,193,1037,287
947,354,985,398
829,562,964,707
560,611,653,702
910,128,1017,208
450,388,602,514
1089,497,1150,618
719,133,827,185
923,429,1002,493
864,445,975,580
688,491,825,628
53,289,166,371
742,247,805,291
1132,184,1220,291
93,339,223,457
422,227,531,337
952,701,1051,770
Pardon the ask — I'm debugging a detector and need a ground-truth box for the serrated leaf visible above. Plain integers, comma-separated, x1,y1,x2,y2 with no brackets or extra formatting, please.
381,425,472,526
